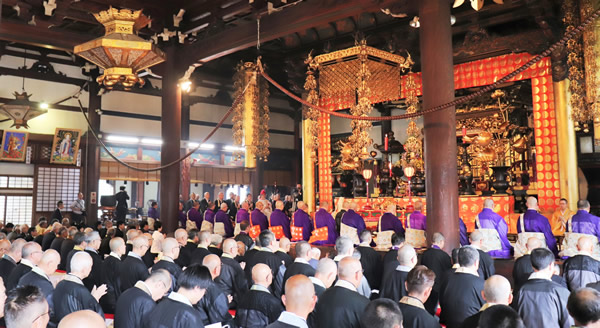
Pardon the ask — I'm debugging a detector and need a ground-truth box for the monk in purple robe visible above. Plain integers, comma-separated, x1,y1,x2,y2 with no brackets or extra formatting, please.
475,198,513,258
379,204,405,235
341,203,366,235
204,204,216,225
518,196,558,256
215,203,234,237
459,217,469,246
313,201,337,245
407,200,426,231
269,200,291,239
567,200,600,241
236,202,250,224
187,201,203,228
292,201,313,241
250,201,269,232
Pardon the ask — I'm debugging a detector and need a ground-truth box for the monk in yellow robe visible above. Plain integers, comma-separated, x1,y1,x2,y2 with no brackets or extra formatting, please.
550,198,574,236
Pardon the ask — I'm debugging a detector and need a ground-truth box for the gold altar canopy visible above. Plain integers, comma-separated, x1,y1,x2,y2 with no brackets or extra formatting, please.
313,40,412,110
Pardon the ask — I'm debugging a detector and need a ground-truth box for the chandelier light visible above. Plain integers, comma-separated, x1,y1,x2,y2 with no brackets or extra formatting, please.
74,7,166,90
0,92,48,129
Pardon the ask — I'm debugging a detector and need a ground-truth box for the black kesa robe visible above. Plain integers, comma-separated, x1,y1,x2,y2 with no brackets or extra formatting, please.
18,270,55,322
120,255,149,293
100,255,122,314
235,288,284,328
399,301,441,328
53,278,104,324
195,282,234,326
383,249,400,275
49,237,64,253
59,239,75,271
312,286,369,328
83,250,104,291
244,250,282,286
0,257,16,286
438,272,484,328
357,245,383,289
114,284,156,328
275,251,292,268
282,261,315,294
190,247,211,266
476,249,495,280
6,263,32,291
176,241,197,268
152,259,182,291
516,278,573,328
420,247,452,314
216,256,248,307
146,298,204,328
379,268,410,302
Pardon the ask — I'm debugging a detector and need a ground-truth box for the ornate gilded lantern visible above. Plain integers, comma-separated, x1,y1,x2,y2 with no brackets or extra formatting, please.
74,7,166,90
0,92,47,129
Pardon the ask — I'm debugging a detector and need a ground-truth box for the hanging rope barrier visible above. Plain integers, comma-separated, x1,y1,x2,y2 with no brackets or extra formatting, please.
77,75,255,172
259,5,600,121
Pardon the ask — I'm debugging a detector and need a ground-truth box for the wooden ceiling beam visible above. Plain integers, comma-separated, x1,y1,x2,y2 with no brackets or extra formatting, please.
177,0,398,68
0,20,90,51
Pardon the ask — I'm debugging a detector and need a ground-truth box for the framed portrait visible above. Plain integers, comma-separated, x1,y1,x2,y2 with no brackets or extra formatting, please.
0,130,29,162
50,128,82,165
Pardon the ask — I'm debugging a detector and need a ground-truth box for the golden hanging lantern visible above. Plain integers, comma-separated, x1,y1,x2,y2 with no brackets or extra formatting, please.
74,7,166,90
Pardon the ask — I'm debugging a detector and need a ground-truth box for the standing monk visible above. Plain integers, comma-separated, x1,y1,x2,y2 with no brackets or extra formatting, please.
115,186,129,221
565,200,600,242
251,202,269,232
187,201,203,230
292,202,313,242
235,202,250,235
312,202,338,245
474,198,513,258
551,198,574,236
215,203,234,238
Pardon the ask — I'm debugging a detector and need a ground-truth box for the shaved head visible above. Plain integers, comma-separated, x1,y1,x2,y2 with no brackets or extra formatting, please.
338,257,362,286
39,249,60,277
279,237,291,251
483,198,494,209
470,230,483,243
58,310,105,328
483,275,512,305
202,254,221,279
283,275,316,317
526,196,538,209
252,263,272,287
222,238,238,255
297,201,305,210
578,236,594,253
526,237,543,251
397,245,417,267
161,238,180,259
315,258,337,288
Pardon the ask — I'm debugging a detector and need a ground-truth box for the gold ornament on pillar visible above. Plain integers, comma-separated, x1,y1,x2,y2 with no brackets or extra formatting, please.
580,0,600,143
232,59,270,164
401,72,424,171
564,0,592,132
303,52,320,156
74,7,166,90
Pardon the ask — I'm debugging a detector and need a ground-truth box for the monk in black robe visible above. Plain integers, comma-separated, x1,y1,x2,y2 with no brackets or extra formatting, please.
469,230,495,280
399,266,441,328
41,223,59,251
282,242,315,294
234,222,254,250
382,233,405,275
0,239,24,285
120,236,150,293
18,249,60,322
175,229,198,268
462,275,513,328
114,269,171,328
53,252,106,324
309,258,337,298
6,241,42,290
65,231,87,273
197,255,234,326
216,238,248,308
49,227,67,253
146,264,213,328
275,238,293,268
99,237,124,314
244,231,283,288
312,257,369,328
83,232,103,291
235,263,284,327
420,232,452,314
190,231,212,266
356,231,383,290
267,274,316,328
152,237,182,291
439,246,485,328
59,230,76,271
379,245,417,302
516,248,573,328
562,236,600,290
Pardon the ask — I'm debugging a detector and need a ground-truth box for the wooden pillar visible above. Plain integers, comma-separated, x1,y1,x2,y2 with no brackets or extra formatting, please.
160,44,182,234
84,81,101,225
555,80,580,209
250,161,264,198
293,111,301,186
419,0,459,253
180,93,191,201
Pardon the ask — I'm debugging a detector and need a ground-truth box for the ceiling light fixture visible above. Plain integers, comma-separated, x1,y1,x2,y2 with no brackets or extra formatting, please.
140,138,162,145
106,135,140,143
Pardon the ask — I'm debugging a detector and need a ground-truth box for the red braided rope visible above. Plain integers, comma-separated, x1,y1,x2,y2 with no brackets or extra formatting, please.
259,6,600,121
